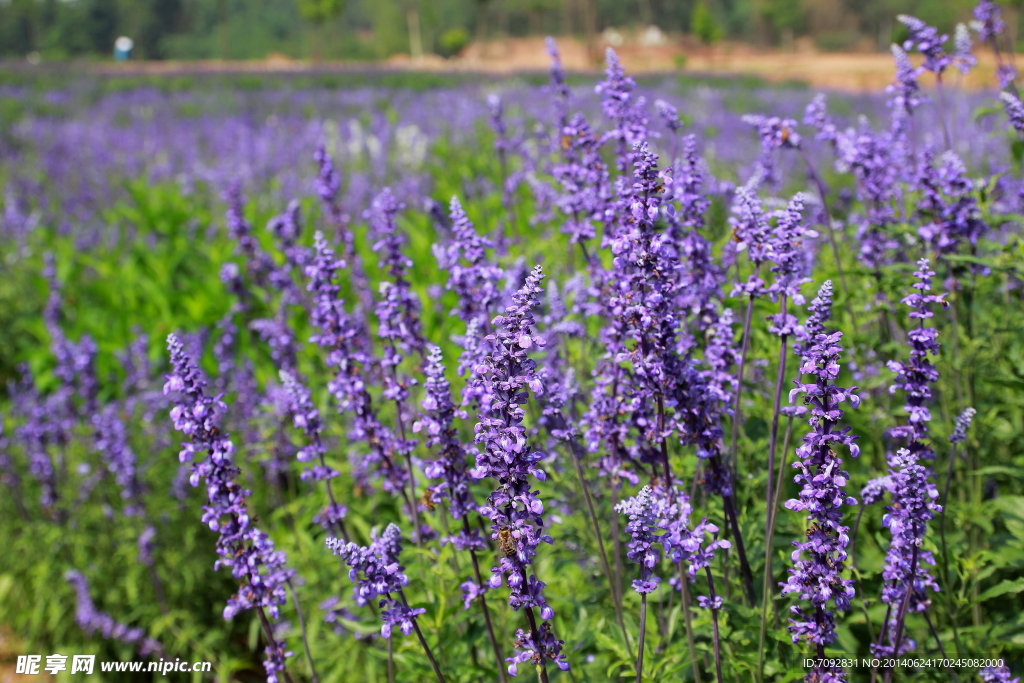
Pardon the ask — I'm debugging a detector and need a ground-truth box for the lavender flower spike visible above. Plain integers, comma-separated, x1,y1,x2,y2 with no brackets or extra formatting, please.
980,666,1021,683
781,331,859,678
326,524,424,637
615,486,662,594
874,448,942,656
65,571,163,657
950,407,976,444
164,334,295,683
472,265,569,676
1000,91,1024,135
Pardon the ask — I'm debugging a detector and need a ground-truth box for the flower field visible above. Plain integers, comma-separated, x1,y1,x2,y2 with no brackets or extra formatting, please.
1,8,1023,683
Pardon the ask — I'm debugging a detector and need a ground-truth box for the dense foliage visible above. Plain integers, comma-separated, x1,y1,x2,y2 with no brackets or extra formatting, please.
2,5,1024,682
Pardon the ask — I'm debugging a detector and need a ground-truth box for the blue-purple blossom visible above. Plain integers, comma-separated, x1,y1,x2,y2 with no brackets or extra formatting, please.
886,259,946,457
94,405,144,516
953,24,977,74
730,184,772,297
742,113,800,185
471,265,568,674
804,95,837,144
65,570,163,657
506,623,569,676
552,114,610,247
306,232,405,494
615,485,662,594
1000,92,1024,135
980,666,1021,683
793,280,834,360
654,99,682,134
887,45,924,133
413,345,483,551
326,524,426,638
874,448,942,656
916,150,987,257
434,196,504,326
898,15,951,75
973,0,1006,42
782,331,860,657
766,194,814,336
950,407,976,444
596,48,649,170
163,335,295,643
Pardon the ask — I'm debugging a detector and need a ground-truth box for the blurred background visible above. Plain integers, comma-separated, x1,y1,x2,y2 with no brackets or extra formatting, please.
0,0,997,69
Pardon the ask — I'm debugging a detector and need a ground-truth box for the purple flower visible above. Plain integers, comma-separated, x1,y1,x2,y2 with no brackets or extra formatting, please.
552,114,610,247
766,194,814,336
898,15,951,75
506,622,569,676
873,448,942,656
803,95,837,144
980,666,1021,683
886,259,946,458
973,0,1007,42
413,345,484,551
137,526,157,567
471,265,568,672
545,37,570,121
434,196,503,326
793,280,834,360
65,570,163,657
741,113,800,185
730,184,772,297
781,331,860,654
887,45,924,133
915,150,987,256
1000,91,1024,135
369,188,425,361
615,485,662,594
952,23,977,75
163,335,295,641
305,232,404,495
596,48,649,170
950,407,976,444
326,524,426,638
93,405,144,516
654,99,682,134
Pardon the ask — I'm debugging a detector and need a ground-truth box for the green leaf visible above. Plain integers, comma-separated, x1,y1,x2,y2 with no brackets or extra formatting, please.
979,578,1024,602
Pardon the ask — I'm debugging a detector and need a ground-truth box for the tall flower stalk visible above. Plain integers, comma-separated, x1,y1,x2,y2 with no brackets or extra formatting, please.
414,344,508,683
780,331,860,682
327,524,446,683
615,485,661,683
471,266,569,680
164,334,297,683
873,260,946,667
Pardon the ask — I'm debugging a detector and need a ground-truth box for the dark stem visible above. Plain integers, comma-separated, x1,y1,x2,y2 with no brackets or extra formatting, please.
256,606,297,683
758,411,793,681
286,578,319,683
397,589,447,683
465,518,510,683
886,531,921,680
704,567,724,683
939,443,958,594
524,607,551,683
636,593,647,683
388,635,395,683
710,456,756,606
729,284,758,479
678,562,703,683
558,412,632,655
